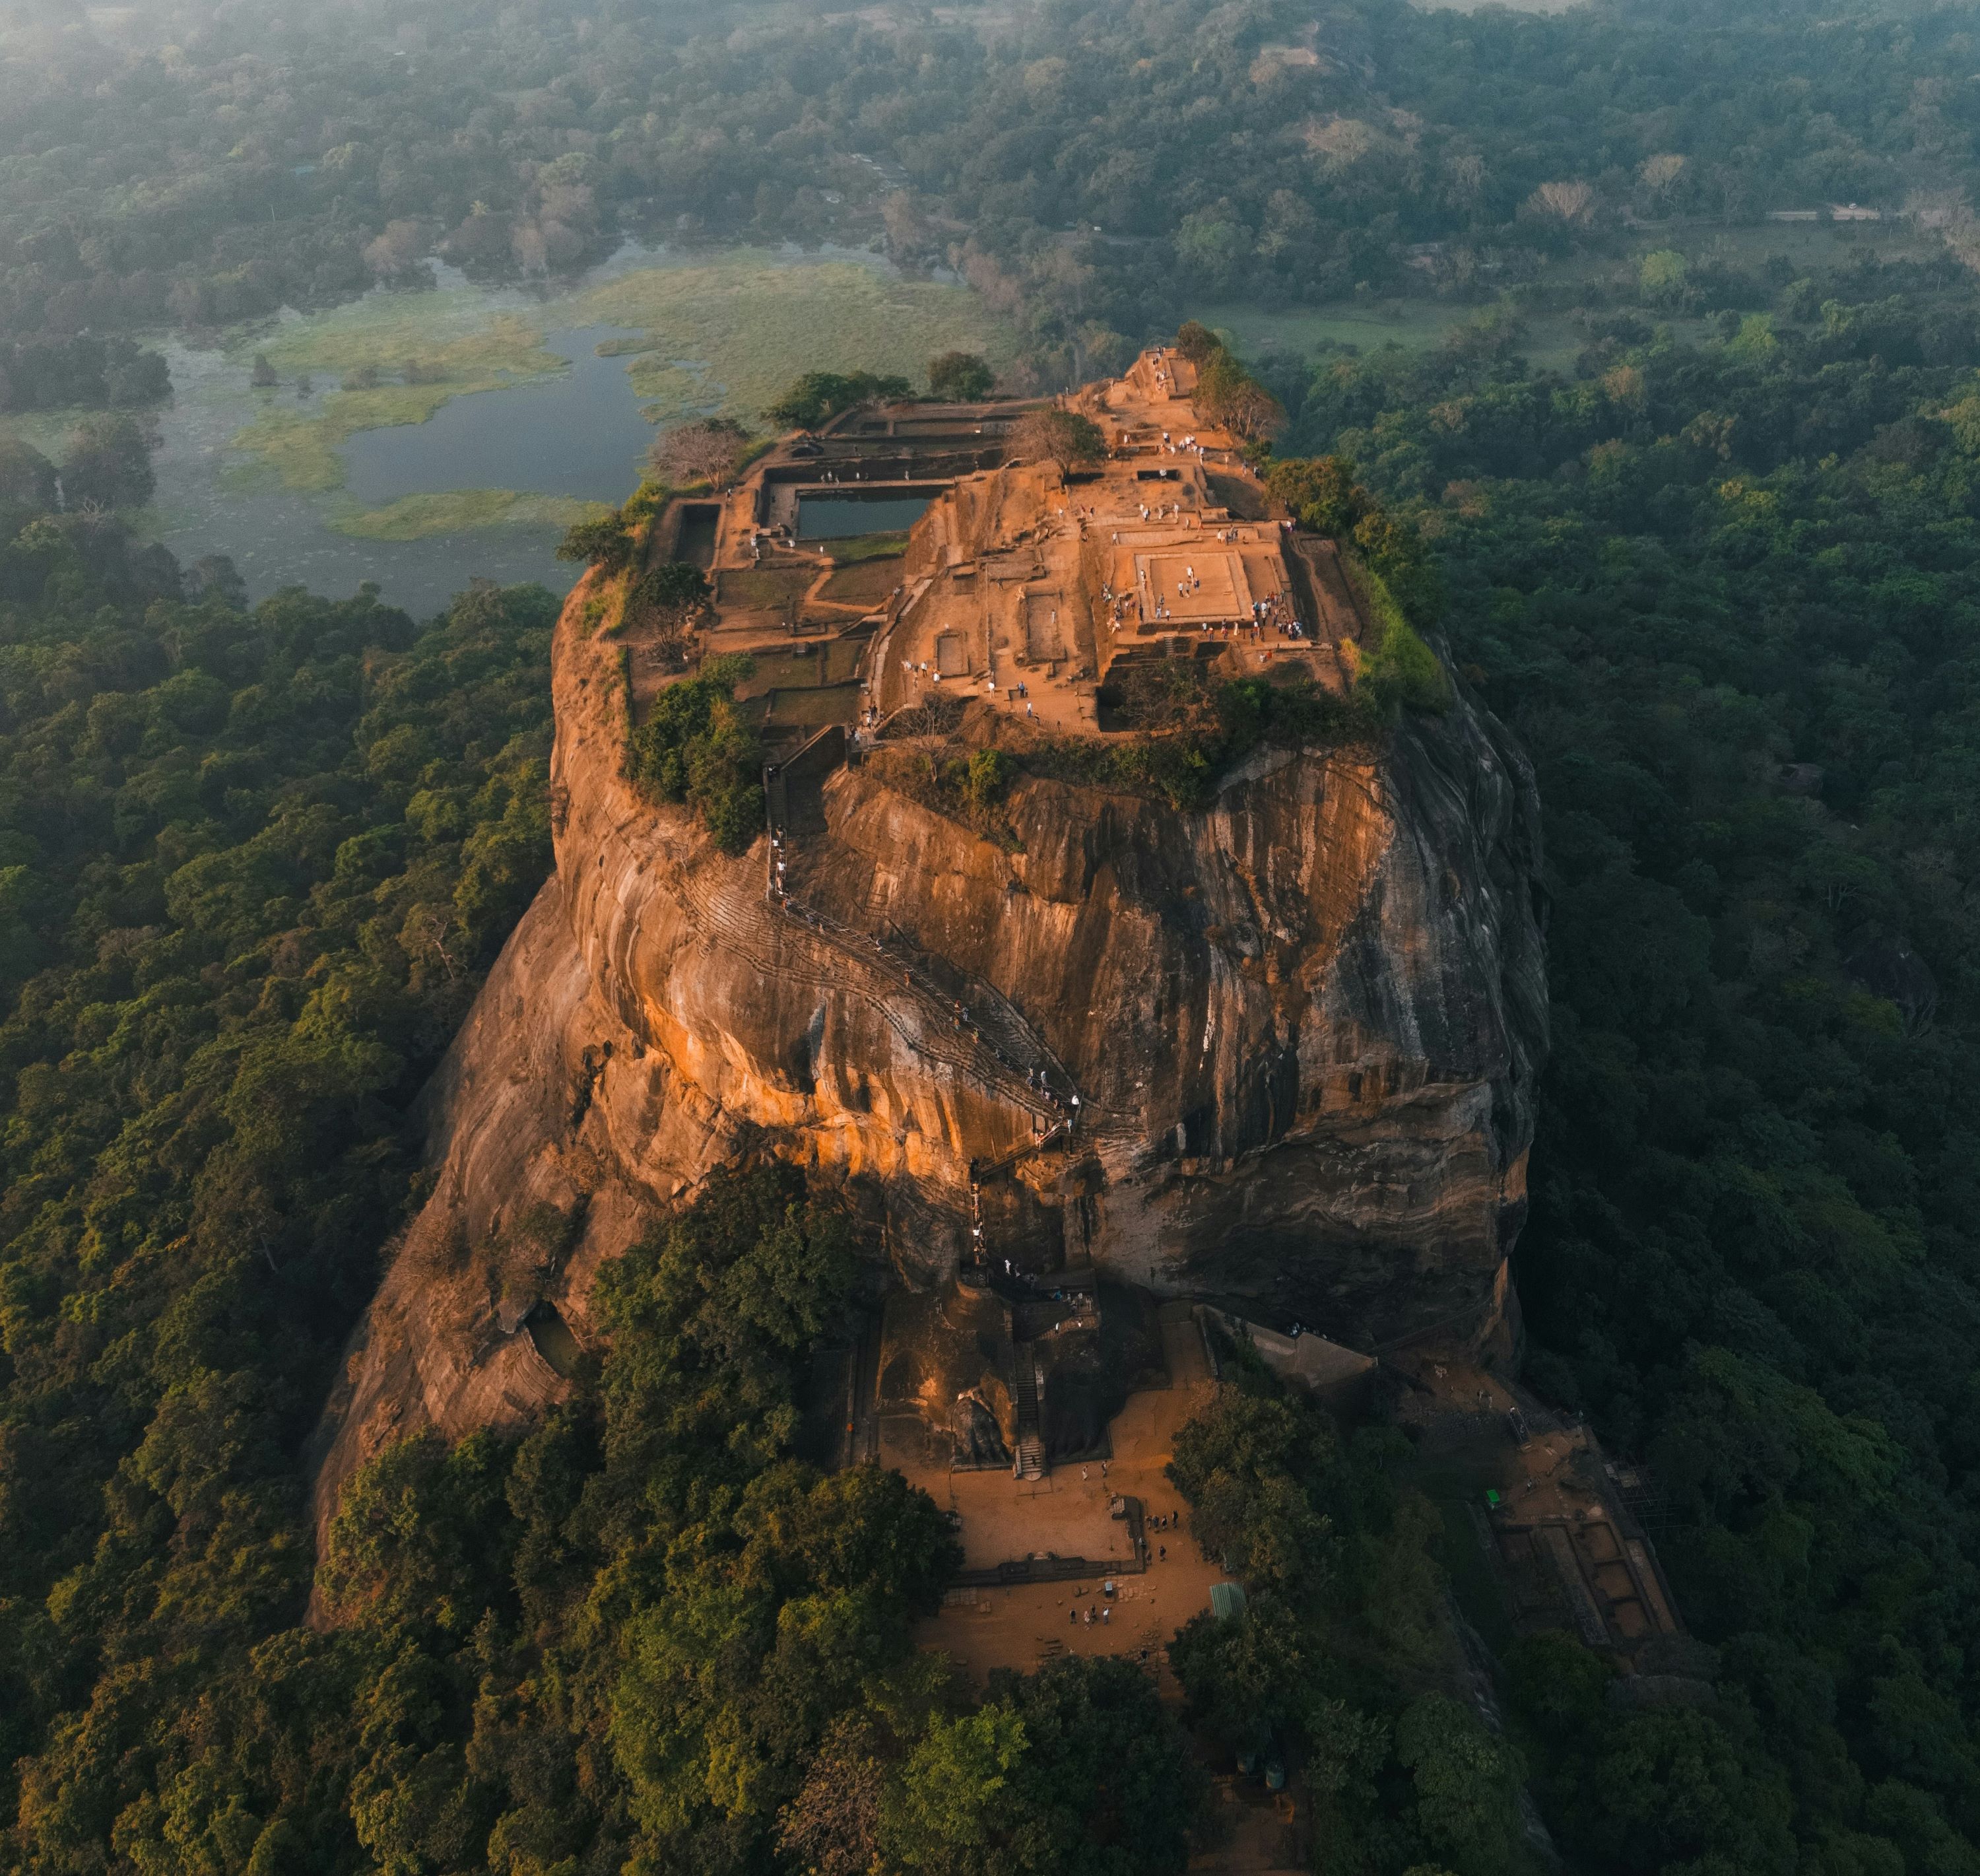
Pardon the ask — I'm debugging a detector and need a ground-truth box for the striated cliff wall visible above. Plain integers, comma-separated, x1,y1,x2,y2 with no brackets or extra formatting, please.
309,572,1546,1534
308,350,1551,1534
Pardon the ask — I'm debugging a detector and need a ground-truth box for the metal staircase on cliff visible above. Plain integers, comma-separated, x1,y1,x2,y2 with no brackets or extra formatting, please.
762,733,1084,1143
1013,1353,1046,1480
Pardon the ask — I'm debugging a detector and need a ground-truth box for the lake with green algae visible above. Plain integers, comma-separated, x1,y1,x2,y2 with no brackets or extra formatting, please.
339,323,657,508
137,335,599,619
30,243,1014,619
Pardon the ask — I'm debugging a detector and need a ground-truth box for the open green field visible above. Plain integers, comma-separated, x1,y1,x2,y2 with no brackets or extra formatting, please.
825,531,910,564
1201,221,1940,378
573,252,1016,425
252,296,560,385
761,682,864,728
1542,218,1938,304
717,566,817,613
1199,298,1591,372
819,554,905,605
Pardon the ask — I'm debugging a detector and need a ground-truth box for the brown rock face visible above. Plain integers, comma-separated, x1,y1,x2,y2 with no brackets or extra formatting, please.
308,378,1546,1533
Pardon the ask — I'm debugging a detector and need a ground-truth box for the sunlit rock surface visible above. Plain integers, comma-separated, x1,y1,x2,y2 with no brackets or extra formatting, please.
310,359,1546,1536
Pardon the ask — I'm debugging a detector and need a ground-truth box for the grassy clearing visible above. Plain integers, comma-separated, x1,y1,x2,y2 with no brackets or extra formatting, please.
0,408,92,457
249,296,558,383
597,355,706,413
1201,298,1589,372
1593,218,1935,274
573,254,1015,424
334,489,609,541
762,682,864,727
717,566,817,613
819,556,903,605
826,532,909,564
1204,222,1940,376
740,639,869,693
1201,299,1463,358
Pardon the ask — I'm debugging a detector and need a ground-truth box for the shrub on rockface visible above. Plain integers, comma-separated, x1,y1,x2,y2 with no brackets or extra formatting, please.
624,653,762,852
1350,558,1449,715
1265,452,1447,712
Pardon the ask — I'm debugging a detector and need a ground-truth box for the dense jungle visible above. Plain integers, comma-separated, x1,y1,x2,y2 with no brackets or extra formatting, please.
6,1,1980,1872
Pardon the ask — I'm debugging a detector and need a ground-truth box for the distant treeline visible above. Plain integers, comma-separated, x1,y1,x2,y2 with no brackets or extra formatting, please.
0,331,166,411
1,0,1980,385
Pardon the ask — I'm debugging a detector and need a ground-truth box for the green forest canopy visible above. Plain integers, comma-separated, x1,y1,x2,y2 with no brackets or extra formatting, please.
5,0,1980,395
6,0,1980,1869
11,277,1980,1875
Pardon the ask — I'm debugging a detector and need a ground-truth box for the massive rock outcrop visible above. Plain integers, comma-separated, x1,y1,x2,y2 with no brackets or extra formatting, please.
309,368,1547,1535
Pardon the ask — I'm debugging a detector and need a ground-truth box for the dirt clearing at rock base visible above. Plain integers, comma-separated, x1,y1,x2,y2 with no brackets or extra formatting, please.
911,1304,1225,1685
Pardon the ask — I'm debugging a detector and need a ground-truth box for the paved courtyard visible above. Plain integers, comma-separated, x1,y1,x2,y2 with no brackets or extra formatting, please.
912,1306,1228,1686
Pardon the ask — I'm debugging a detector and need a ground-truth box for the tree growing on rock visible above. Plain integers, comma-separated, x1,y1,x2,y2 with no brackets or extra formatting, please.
1173,319,1221,364
624,653,762,850
633,559,711,669
1010,407,1106,471
767,370,913,429
1195,352,1284,442
927,351,995,401
1265,455,1368,537
649,415,754,490
557,510,636,572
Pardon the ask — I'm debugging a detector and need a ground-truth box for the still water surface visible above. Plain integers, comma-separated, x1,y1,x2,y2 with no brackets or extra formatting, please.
121,244,960,615
141,250,703,616
797,494,931,540
148,340,595,619
341,325,655,507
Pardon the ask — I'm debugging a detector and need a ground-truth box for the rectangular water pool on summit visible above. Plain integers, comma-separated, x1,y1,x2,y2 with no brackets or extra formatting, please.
797,492,933,540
